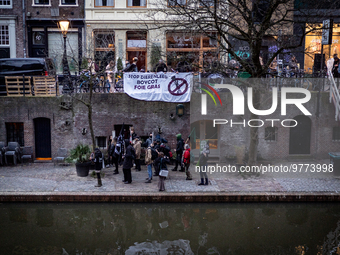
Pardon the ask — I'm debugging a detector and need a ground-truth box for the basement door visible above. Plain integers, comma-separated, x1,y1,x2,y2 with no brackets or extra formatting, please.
34,118,51,159
289,115,311,154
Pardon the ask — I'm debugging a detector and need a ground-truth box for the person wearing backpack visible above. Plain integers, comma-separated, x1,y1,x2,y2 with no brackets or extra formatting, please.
172,133,185,172
145,142,157,183
183,144,192,180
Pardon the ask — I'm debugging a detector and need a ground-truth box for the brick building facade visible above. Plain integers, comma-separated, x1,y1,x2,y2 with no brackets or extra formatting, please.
0,94,190,160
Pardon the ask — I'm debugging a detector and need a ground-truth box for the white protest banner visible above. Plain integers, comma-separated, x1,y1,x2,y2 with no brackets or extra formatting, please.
123,72,193,102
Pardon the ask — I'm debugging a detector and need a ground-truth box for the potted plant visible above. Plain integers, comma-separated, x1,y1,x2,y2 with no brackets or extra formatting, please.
67,144,91,177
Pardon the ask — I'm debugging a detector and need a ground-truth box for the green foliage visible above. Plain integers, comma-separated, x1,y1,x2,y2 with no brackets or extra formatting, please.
117,57,123,71
150,44,162,69
67,144,91,164
81,57,88,70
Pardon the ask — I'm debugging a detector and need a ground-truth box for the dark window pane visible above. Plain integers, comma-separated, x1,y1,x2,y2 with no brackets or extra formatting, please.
6,123,24,146
265,127,277,141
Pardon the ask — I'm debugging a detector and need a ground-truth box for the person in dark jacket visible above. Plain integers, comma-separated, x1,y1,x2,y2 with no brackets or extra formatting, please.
122,139,135,184
157,152,170,191
106,135,113,168
172,133,184,172
333,54,340,78
94,148,103,187
111,137,120,174
153,59,168,73
176,57,192,73
123,57,138,72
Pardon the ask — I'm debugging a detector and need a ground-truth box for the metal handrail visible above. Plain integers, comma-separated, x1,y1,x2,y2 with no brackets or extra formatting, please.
328,71,340,121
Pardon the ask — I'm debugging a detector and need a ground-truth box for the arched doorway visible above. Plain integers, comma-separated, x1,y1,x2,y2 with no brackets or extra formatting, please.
34,118,51,159
289,115,311,154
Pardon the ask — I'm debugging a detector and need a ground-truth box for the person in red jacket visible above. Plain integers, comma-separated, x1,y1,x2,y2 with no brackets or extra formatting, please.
183,144,192,180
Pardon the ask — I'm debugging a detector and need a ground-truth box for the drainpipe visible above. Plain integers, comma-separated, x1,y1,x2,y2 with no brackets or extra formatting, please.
22,0,26,58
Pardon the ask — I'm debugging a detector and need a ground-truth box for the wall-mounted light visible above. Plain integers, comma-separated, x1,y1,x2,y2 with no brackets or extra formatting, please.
158,127,162,134
82,128,87,135
170,113,175,120
176,104,184,117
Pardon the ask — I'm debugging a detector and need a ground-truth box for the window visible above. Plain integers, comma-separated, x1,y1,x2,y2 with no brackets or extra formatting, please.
200,0,215,7
34,0,50,5
6,123,24,146
168,0,186,6
61,0,76,5
95,0,113,7
265,127,277,142
127,0,146,7
96,136,107,149
32,31,45,45
333,127,340,141
0,0,11,8
166,32,218,72
0,25,9,46
93,30,115,70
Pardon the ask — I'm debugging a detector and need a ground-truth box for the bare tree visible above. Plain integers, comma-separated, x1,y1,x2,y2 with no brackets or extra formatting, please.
147,0,339,165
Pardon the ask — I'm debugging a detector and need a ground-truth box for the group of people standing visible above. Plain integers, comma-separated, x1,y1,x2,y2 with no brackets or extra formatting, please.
94,127,210,191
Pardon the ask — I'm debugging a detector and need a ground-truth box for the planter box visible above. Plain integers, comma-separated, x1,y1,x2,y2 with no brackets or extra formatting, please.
76,162,90,177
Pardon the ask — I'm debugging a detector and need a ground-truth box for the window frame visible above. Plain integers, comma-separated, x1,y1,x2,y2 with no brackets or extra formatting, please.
96,136,107,149
32,0,51,7
199,0,216,8
0,24,10,46
167,0,186,7
59,0,78,7
94,0,114,7
6,122,24,147
0,0,12,9
265,126,278,142
126,0,146,8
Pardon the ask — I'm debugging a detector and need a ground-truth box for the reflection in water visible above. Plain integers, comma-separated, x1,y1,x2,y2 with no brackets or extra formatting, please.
0,203,339,254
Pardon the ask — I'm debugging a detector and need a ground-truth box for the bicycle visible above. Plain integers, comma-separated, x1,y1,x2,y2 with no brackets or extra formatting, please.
115,74,124,92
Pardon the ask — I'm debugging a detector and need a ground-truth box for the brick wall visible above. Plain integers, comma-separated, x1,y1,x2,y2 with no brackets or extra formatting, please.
0,94,190,159
190,87,340,161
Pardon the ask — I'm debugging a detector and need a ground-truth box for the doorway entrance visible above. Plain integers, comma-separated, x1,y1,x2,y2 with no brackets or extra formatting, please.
289,115,311,154
34,118,51,159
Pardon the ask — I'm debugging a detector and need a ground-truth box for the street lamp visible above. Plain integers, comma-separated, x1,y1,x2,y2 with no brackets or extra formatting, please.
58,19,71,92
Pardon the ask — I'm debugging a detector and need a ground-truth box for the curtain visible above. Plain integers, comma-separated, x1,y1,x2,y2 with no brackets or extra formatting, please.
107,0,113,6
128,0,132,6
95,0,103,6
140,0,146,6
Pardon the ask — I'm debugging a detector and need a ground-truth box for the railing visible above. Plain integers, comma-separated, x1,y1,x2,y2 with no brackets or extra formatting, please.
328,71,340,121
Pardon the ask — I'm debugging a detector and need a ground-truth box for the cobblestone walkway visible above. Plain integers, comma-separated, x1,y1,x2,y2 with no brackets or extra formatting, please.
0,161,339,194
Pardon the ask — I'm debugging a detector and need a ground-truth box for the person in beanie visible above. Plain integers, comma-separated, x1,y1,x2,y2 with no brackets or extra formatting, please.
122,139,135,184
133,137,142,171
172,133,184,172
145,142,154,183
183,144,192,180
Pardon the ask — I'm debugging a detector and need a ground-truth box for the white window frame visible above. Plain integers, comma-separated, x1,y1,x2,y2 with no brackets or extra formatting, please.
32,0,51,7
0,0,12,9
0,19,15,57
59,0,78,6
127,0,146,8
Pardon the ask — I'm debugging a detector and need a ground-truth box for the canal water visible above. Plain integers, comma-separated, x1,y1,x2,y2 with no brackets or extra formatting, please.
0,203,339,254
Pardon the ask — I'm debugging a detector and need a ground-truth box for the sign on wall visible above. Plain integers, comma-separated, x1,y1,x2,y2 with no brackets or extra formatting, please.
124,72,193,102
